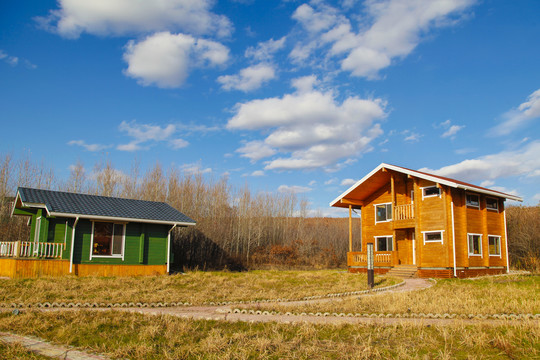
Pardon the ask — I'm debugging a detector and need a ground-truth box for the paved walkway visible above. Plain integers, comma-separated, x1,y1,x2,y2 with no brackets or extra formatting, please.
0,331,110,359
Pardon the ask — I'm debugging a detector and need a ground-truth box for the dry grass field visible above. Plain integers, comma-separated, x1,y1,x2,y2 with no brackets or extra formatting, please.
0,310,538,359
247,274,540,315
0,270,397,305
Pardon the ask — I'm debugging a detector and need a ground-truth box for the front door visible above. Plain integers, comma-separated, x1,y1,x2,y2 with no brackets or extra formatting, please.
396,229,413,265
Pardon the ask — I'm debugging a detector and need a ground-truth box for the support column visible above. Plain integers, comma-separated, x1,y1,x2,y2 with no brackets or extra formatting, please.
348,205,352,252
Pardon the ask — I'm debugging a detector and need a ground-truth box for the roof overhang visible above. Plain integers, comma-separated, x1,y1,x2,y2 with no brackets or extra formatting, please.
330,163,523,208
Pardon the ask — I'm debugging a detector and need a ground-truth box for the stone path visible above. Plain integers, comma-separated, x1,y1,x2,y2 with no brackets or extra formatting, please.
0,331,110,360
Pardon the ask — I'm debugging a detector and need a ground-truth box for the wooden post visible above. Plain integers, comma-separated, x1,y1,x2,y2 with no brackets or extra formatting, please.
348,205,352,252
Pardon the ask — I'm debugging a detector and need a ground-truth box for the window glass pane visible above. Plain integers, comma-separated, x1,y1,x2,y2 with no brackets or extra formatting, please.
112,224,123,255
386,204,392,220
377,237,387,251
424,187,440,197
376,205,387,221
426,232,442,241
466,194,479,207
93,222,113,255
486,198,498,210
469,235,481,255
489,236,500,255
387,237,393,251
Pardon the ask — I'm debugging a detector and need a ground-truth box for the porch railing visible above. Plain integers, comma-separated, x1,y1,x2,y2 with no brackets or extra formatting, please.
0,241,63,259
349,251,393,266
394,203,414,220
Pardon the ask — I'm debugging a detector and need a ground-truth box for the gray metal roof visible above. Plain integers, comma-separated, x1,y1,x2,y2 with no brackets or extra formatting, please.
15,187,196,226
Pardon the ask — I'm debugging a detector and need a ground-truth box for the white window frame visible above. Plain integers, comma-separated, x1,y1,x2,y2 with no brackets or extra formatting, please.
467,233,483,257
421,186,441,200
90,221,126,261
466,193,480,209
488,235,502,257
422,230,444,244
375,235,393,252
486,197,499,212
34,216,42,243
374,202,393,223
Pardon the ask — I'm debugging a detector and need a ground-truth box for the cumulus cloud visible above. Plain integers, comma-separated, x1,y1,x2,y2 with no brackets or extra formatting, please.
245,37,286,61
227,76,387,170
68,140,111,152
291,0,475,78
123,32,229,88
251,170,265,177
37,0,232,38
438,119,465,138
236,141,277,162
340,178,357,186
277,185,312,194
218,63,275,92
490,89,540,136
180,163,212,175
419,140,540,184
117,120,188,151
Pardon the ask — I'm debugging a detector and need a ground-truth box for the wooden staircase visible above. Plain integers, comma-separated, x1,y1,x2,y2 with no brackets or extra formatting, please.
386,265,418,278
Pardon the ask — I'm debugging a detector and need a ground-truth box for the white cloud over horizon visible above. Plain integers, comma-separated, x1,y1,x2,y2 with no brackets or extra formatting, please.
277,184,312,194
490,88,540,136
37,0,233,39
123,32,229,88
227,76,387,170
68,140,111,152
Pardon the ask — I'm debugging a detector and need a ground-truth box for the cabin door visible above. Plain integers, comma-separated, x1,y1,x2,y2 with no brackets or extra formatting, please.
396,229,413,265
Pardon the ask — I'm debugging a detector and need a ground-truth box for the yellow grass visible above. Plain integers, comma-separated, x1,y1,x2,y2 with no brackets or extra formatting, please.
0,270,397,305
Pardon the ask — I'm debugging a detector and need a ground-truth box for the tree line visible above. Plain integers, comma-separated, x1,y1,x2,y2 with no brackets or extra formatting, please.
0,152,537,271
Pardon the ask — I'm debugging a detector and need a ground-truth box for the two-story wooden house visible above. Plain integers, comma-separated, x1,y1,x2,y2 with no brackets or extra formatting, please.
330,163,522,278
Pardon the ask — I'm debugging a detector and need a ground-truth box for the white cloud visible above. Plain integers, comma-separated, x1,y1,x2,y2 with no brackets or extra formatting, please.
180,163,212,175
123,32,229,88
68,140,110,152
324,178,338,185
236,141,277,162
245,37,286,61
227,76,386,170
251,170,265,177
308,180,316,186
291,0,475,78
37,0,233,38
438,119,465,138
340,178,357,186
218,63,275,92
277,185,312,194
0,50,18,66
117,120,188,151
419,140,540,184
403,130,422,143
490,88,540,136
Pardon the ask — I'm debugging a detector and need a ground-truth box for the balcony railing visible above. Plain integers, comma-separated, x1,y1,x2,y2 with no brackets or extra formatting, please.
348,251,394,266
0,241,63,259
394,203,414,220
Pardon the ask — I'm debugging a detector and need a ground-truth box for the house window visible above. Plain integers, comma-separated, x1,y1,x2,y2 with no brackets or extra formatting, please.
468,234,482,256
375,236,393,251
466,194,480,208
423,231,444,244
422,186,440,199
488,236,501,256
486,197,499,211
375,203,392,222
91,222,125,258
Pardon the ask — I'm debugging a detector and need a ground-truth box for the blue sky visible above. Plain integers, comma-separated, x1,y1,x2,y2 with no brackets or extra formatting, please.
1,0,539,216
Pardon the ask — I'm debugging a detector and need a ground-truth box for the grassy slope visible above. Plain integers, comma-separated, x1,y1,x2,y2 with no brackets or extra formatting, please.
0,270,397,305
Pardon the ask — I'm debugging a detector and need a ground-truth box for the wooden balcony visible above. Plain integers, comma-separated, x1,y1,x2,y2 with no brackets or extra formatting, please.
393,203,415,229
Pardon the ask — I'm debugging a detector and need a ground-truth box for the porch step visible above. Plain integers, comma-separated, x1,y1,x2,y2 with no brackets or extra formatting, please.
386,265,418,278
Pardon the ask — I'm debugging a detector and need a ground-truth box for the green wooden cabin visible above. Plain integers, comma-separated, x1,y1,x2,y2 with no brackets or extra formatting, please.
0,187,195,277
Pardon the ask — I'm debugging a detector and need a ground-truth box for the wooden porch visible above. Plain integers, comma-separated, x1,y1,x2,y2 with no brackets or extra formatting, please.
0,241,64,259
347,251,397,267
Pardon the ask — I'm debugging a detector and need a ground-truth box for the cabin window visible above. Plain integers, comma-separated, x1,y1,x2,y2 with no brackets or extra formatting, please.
375,203,392,222
486,197,499,211
423,231,444,244
468,234,482,256
488,236,501,256
91,222,125,258
375,236,393,251
422,186,440,199
466,194,480,208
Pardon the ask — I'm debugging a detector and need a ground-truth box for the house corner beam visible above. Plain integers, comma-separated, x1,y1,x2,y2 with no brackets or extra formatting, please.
348,205,352,252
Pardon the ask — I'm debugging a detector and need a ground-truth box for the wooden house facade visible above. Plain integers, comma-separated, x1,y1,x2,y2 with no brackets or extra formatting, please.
330,164,522,278
0,187,195,278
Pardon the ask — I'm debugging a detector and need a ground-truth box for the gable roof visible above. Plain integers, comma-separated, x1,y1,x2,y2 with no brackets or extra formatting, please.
13,187,196,226
330,163,523,208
